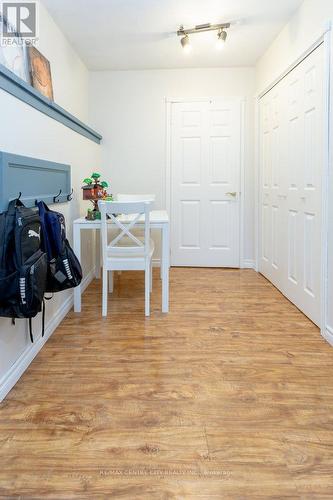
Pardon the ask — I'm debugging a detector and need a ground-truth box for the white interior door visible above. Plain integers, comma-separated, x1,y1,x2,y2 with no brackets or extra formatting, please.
259,44,324,326
170,99,241,267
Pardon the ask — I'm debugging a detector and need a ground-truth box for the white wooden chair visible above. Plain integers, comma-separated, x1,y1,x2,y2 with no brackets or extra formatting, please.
116,194,156,203
115,194,156,277
98,200,154,317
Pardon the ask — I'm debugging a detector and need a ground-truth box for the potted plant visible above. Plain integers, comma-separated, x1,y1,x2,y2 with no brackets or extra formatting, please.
82,172,112,219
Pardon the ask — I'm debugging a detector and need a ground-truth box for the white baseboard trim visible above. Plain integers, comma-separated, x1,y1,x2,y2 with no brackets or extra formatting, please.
322,326,333,347
242,259,256,269
152,258,256,269
0,268,95,403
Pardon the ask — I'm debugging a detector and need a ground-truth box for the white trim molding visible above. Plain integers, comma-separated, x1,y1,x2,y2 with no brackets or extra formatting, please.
242,259,255,269
0,268,95,402
321,21,333,346
258,29,330,99
239,99,246,269
322,326,333,347
321,26,331,335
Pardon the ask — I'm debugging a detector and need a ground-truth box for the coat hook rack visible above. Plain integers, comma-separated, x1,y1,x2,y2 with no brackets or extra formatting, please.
67,188,74,201
53,189,62,203
0,152,71,211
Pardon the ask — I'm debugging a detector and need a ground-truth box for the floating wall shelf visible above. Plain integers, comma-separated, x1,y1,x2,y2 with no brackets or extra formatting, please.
0,63,102,144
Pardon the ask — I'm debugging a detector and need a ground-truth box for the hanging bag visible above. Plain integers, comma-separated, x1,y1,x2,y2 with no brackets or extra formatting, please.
0,199,48,341
38,201,82,292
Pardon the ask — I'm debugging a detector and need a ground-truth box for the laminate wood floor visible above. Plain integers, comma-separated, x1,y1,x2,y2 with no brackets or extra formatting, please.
1,268,333,499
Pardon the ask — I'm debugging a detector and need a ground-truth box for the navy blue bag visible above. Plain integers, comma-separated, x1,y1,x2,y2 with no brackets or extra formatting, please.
38,201,82,293
38,200,65,259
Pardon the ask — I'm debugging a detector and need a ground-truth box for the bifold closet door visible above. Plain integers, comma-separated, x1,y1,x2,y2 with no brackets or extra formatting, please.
259,44,324,326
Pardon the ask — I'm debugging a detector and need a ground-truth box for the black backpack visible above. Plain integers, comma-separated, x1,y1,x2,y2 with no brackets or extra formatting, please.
0,199,48,341
38,201,82,293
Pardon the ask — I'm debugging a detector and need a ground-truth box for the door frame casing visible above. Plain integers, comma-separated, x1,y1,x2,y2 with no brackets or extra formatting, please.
165,96,246,268
254,23,332,340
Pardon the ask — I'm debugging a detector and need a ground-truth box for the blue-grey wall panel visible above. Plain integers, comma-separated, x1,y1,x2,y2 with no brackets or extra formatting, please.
0,151,71,212
0,63,102,144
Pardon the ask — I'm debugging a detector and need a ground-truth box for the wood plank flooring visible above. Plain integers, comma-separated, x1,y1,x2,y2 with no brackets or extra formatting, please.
1,268,333,498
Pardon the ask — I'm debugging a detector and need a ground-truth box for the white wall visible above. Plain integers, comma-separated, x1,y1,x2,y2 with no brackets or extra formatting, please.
0,4,101,399
256,0,333,94
255,0,333,344
37,3,90,122
89,67,256,263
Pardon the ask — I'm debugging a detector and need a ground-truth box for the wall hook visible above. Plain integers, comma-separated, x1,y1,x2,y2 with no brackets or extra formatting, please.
67,188,74,201
53,189,62,203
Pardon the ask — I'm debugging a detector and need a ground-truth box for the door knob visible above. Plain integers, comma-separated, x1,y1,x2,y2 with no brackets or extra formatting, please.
226,192,237,197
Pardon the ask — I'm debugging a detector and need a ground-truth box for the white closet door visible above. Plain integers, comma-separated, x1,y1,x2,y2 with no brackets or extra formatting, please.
170,99,241,267
259,44,324,326
260,85,286,290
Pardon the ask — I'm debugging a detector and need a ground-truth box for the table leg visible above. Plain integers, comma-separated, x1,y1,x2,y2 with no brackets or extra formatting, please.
161,223,169,313
108,271,113,293
73,224,82,313
95,228,101,279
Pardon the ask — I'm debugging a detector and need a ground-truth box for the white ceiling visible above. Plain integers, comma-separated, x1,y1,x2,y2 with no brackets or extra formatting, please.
42,0,303,71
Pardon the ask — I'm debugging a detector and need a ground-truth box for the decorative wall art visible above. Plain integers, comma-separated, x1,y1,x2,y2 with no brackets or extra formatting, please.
0,13,30,83
27,46,54,100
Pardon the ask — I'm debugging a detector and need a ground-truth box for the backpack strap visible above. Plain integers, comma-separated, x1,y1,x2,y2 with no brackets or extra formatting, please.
1,199,23,269
37,200,49,215
41,299,45,338
28,299,46,343
7,198,24,216
38,201,53,258
28,318,34,343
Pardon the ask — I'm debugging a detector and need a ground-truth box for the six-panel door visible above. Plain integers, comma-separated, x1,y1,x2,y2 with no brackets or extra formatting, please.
170,99,241,267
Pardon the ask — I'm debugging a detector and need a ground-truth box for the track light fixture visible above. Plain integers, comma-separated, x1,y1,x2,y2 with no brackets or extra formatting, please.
180,33,191,53
216,29,227,50
177,23,230,52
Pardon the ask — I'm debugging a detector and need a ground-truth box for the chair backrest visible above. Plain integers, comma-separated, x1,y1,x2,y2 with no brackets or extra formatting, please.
98,200,151,262
116,194,156,203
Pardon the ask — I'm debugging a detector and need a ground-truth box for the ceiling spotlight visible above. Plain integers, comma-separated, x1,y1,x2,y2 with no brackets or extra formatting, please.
177,22,230,51
216,29,227,50
180,34,192,53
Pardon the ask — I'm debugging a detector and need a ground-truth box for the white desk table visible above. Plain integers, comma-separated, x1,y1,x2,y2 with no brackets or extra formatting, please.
73,210,170,313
